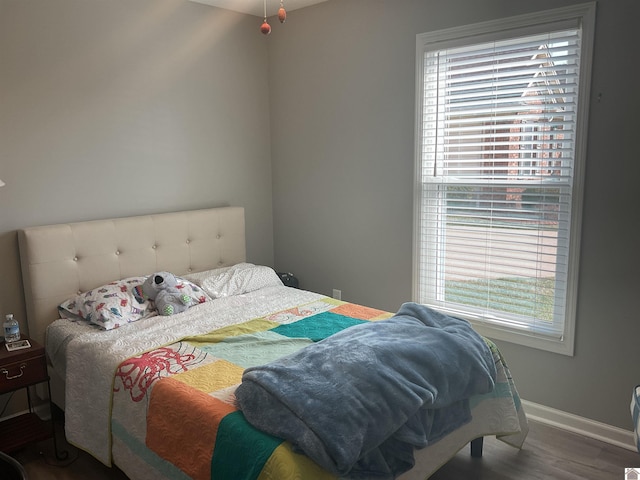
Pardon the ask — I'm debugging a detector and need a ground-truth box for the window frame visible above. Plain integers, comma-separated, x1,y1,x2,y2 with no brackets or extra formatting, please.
412,3,596,355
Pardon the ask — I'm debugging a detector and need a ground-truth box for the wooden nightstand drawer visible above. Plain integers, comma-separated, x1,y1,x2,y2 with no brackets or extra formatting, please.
0,354,47,394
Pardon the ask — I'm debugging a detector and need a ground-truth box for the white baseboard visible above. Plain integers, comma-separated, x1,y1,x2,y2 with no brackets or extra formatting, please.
522,399,637,452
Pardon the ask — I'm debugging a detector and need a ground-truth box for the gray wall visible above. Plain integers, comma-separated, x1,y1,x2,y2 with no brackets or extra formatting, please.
1,0,638,434
0,0,274,340
270,0,640,430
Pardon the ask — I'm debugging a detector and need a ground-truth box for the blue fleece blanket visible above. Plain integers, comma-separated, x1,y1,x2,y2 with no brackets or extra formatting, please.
235,303,497,479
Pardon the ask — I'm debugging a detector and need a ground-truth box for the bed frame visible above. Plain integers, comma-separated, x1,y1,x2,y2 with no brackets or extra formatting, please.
18,206,497,479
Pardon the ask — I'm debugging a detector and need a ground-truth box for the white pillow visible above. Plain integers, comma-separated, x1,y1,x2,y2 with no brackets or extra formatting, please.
183,263,253,286
200,264,283,298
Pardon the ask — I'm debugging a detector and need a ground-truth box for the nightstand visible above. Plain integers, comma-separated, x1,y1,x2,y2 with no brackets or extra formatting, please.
0,336,65,458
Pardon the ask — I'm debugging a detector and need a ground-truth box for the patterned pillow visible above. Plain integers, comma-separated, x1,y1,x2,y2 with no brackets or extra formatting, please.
59,277,154,330
60,276,212,330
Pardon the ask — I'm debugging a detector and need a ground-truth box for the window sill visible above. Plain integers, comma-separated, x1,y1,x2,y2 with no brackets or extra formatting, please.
470,320,575,356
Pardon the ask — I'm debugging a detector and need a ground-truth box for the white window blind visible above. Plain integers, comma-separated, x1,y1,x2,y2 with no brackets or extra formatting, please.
414,4,595,355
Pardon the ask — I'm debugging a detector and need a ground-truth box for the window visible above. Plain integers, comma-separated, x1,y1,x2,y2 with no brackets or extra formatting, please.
413,4,595,355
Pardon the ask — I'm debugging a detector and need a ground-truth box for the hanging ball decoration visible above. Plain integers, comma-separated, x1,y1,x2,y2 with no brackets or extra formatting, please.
260,20,271,35
278,7,287,23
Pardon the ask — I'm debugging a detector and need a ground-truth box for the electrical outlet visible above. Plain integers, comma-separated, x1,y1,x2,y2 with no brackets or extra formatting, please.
332,289,342,300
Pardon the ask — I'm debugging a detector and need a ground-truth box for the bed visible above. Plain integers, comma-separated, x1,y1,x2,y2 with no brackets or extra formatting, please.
18,206,528,480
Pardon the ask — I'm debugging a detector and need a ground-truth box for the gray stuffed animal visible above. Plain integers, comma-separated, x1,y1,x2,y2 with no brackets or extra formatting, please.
141,272,193,316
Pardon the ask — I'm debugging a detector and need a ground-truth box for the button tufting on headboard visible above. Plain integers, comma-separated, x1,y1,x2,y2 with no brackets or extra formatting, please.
18,207,246,346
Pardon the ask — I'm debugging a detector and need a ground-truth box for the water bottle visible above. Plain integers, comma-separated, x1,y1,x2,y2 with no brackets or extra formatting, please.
3,314,20,343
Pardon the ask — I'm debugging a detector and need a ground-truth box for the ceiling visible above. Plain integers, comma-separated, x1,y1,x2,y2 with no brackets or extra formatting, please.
189,0,329,17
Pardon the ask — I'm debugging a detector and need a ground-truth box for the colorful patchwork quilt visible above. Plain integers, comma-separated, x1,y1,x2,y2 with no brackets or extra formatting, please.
111,298,393,480
57,287,527,480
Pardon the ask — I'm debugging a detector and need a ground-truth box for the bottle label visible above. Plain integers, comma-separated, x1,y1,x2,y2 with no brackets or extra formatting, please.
4,325,20,341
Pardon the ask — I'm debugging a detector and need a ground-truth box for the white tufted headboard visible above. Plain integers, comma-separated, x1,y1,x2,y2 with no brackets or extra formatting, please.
18,207,246,346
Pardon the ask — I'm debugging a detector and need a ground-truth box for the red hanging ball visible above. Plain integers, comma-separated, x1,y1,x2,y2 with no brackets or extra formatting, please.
278,7,287,23
260,21,271,35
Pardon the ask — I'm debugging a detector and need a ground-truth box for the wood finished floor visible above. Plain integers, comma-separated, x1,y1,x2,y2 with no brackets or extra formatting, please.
8,419,640,479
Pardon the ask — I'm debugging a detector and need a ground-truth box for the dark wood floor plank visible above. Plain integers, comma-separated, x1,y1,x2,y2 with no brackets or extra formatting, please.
430,421,639,480
8,419,640,479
